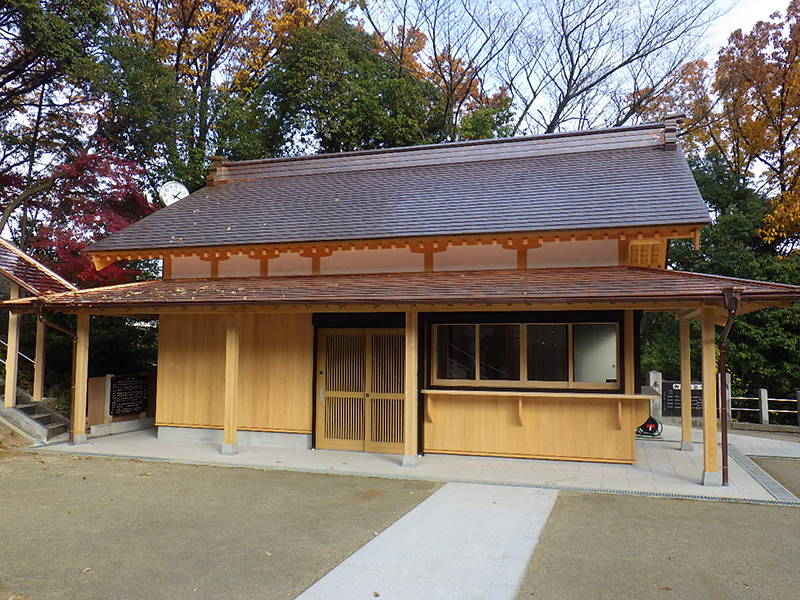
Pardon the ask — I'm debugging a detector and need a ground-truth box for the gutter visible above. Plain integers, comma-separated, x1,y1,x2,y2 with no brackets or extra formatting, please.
719,286,744,486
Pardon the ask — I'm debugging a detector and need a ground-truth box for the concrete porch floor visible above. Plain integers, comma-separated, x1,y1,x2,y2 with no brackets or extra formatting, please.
32,424,800,504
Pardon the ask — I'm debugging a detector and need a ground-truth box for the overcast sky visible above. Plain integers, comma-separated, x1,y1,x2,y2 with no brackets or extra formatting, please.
707,0,789,60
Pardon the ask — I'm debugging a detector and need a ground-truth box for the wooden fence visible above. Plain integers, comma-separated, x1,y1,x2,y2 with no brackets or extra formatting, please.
731,389,800,426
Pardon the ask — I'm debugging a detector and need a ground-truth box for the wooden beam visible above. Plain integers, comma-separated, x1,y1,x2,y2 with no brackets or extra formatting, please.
3,283,20,407
402,309,419,466
72,313,90,443
32,317,46,402
679,317,693,451
222,313,240,455
701,307,720,485
624,310,635,395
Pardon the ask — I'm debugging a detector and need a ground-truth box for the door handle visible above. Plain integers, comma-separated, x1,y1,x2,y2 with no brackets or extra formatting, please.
318,385,324,402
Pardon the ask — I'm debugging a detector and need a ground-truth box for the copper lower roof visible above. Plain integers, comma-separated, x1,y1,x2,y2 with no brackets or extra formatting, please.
0,238,77,296
4,267,799,311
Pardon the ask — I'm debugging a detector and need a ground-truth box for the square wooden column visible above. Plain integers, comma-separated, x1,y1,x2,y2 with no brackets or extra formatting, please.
222,313,240,455
679,317,693,451
72,313,90,444
402,310,419,467
33,318,46,402
3,283,20,407
701,307,720,485
624,310,635,394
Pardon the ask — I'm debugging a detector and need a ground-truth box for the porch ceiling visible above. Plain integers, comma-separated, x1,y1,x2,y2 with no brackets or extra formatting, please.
3,267,799,312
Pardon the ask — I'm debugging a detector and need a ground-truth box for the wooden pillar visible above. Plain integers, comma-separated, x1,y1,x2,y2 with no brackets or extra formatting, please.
402,310,419,467
701,307,720,485
4,283,20,407
72,313,90,444
623,310,635,395
32,318,46,402
679,317,693,451
222,313,240,455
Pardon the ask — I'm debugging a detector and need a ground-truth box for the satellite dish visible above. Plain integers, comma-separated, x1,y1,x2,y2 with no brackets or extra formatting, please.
158,181,190,206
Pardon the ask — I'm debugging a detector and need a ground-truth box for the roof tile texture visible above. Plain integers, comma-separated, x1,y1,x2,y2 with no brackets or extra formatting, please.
16,267,800,309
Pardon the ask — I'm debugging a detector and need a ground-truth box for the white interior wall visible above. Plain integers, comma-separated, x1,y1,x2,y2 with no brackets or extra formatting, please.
434,245,517,272
172,256,211,279
269,252,312,276
321,247,424,274
527,240,618,268
218,254,261,277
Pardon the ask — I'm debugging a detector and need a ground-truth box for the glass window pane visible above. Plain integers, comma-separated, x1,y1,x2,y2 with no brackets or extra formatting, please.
436,325,476,380
573,324,618,383
527,325,568,381
479,325,520,381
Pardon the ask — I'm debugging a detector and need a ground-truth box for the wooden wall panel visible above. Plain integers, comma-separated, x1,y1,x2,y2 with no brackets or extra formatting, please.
156,313,314,432
237,313,314,432
423,394,638,463
156,314,226,427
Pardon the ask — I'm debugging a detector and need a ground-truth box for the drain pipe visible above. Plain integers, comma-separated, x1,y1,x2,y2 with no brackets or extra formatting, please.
35,306,77,443
719,287,743,486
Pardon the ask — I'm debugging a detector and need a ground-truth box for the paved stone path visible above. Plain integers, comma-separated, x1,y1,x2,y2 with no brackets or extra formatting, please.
296,482,558,600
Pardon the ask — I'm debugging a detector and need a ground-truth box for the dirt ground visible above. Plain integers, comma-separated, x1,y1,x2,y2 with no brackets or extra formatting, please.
754,457,800,497
0,447,439,600
518,491,800,600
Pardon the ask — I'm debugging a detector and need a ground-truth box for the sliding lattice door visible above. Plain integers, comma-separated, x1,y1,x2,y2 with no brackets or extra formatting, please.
316,329,405,454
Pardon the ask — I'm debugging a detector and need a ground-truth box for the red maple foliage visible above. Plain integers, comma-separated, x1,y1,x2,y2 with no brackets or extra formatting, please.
26,141,158,287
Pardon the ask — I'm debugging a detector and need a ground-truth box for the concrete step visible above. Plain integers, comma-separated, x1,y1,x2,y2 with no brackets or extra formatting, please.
46,422,69,438
0,402,69,443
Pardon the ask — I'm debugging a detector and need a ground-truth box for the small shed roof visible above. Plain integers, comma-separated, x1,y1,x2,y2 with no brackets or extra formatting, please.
6,267,798,310
0,238,77,296
87,121,710,254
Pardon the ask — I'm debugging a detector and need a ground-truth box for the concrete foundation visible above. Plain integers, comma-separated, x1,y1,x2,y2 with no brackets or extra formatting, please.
90,417,154,438
221,443,238,455
680,441,693,452
72,433,88,445
157,426,312,450
702,471,722,487
401,454,417,468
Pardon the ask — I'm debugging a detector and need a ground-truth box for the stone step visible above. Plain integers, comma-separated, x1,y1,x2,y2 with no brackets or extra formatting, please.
31,413,53,425
46,422,69,439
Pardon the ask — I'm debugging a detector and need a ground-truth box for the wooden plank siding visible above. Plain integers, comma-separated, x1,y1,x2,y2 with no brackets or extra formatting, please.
155,313,314,432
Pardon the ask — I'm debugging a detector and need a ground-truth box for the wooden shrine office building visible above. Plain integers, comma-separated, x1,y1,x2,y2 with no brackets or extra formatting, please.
6,117,800,486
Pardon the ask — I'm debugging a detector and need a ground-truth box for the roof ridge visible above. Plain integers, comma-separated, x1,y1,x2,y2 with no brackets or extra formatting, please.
207,121,670,184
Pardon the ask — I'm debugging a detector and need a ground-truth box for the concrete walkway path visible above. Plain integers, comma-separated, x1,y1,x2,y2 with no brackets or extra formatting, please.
34,428,793,502
296,483,558,600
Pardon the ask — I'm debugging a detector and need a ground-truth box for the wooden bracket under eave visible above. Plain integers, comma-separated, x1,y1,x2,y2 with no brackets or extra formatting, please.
90,254,115,272
693,229,701,250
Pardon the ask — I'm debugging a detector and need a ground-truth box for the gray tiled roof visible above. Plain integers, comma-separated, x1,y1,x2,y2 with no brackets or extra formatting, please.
89,123,710,253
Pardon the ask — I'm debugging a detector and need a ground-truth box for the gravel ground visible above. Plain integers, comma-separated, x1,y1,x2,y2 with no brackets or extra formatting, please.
0,448,438,600
518,491,800,600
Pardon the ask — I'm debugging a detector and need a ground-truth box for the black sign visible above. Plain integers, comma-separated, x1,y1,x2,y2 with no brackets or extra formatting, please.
110,375,148,416
662,380,703,417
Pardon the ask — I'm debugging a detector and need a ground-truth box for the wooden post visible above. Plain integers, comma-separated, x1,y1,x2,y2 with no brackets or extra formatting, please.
3,283,20,407
758,389,769,425
679,317,693,451
222,313,240,455
32,317,46,402
402,310,419,467
701,307,720,486
624,310,635,395
72,313,90,444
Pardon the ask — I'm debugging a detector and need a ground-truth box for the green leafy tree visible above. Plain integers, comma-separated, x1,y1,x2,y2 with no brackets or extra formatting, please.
642,153,800,399
240,12,446,155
